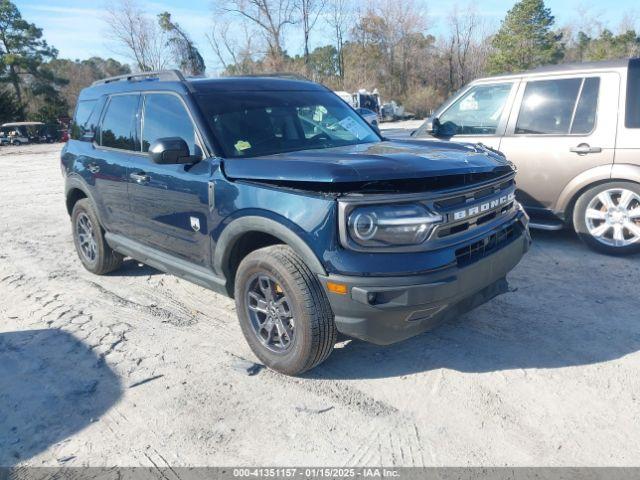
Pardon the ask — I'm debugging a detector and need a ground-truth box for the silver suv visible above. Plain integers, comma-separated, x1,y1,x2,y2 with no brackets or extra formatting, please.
412,58,640,255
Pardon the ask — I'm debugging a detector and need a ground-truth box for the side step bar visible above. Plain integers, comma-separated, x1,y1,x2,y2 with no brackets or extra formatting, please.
105,233,228,295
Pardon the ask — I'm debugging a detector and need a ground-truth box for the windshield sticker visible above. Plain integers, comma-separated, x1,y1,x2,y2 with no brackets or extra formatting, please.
234,140,252,151
337,117,370,140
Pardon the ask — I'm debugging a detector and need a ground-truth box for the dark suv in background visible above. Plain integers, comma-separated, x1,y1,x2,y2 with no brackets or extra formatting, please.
62,71,530,375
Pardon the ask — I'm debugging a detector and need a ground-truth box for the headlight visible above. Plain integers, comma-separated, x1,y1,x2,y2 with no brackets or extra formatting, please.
347,204,442,247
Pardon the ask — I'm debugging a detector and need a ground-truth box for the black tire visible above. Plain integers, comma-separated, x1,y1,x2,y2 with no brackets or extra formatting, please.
234,245,337,376
71,199,123,274
573,181,640,256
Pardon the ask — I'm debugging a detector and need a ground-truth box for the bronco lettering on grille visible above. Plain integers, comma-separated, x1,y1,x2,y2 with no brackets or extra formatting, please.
452,192,516,221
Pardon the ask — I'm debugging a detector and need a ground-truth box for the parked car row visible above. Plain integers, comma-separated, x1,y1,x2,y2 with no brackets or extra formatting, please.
406,58,640,255
0,122,68,146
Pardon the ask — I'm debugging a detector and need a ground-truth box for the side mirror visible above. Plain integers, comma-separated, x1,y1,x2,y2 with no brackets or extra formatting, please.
149,137,197,164
425,117,440,135
81,129,95,142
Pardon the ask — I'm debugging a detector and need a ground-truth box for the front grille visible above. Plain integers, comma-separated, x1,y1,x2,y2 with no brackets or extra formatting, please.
437,201,514,238
455,222,520,267
434,178,514,210
433,176,516,239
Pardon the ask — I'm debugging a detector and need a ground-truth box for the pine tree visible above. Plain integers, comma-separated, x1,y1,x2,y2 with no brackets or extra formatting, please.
158,12,205,76
487,0,563,74
0,87,20,122
0,0,59,105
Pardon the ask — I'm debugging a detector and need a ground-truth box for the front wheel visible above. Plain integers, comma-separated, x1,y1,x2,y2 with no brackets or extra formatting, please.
234,245,337,376
573,182,640,255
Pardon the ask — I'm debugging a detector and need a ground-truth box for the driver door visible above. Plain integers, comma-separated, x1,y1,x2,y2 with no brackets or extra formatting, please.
127,92,214,267
434,81,519,150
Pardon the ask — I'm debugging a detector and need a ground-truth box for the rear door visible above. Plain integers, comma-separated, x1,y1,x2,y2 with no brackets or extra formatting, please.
92,93,141,235
431,80,519,150
127,92,213,266
499,72,619,214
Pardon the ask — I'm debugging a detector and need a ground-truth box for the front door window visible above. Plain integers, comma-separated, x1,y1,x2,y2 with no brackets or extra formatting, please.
438,83,513,136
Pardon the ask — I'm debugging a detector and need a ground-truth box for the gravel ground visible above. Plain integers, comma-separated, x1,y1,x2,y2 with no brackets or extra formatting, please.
1,143,639,467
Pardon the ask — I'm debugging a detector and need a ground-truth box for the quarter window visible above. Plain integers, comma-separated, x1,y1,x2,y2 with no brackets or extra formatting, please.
100,95,140,150
626,58,640,128
438,83,513,135
515,77,600,135
71,100,97,140
142,94,197,154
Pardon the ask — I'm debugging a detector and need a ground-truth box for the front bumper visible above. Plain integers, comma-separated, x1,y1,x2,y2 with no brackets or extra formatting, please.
319,215,530,345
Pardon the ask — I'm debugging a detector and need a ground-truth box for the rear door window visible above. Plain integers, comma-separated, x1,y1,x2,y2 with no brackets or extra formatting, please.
571,77,600,134
99,94,140,151
515,77,600,135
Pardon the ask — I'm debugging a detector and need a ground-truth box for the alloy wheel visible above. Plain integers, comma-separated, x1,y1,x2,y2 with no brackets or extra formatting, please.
584,188,640,247
245,274,295,353
76,212,98,263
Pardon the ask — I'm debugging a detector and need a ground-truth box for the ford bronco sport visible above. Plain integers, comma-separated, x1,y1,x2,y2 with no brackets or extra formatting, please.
62,70,530,375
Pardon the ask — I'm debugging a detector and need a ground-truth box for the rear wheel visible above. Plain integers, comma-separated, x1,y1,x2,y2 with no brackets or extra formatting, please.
573,182,640,255
71,199,123,274
234,245,336,376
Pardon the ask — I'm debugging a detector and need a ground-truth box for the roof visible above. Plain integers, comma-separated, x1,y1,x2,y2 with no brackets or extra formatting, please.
475,58,635,82
527,58,631,73
189,76,326,93
81,70,325,100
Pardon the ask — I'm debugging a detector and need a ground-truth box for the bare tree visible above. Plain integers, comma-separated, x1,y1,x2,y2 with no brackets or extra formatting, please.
350,0,428,96
443,4,489,92
220,0,296,67
104,0,170,72
326,0,351,82
296,0,326,69
207,17,261,74
446,5,476,91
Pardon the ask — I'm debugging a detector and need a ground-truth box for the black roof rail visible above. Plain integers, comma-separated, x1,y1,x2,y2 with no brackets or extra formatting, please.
91,69,195,92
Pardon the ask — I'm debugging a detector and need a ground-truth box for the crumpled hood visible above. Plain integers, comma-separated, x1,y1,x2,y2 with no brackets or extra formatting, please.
222,139,512,183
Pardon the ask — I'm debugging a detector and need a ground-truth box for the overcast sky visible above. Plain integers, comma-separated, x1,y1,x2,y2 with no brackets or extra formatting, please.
15,0,640,74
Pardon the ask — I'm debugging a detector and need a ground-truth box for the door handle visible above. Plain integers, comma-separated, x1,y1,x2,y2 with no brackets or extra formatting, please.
570,144,602,155
130,172,150,183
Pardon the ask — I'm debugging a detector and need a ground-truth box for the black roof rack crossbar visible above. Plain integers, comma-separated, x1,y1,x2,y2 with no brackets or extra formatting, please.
91,69,195,92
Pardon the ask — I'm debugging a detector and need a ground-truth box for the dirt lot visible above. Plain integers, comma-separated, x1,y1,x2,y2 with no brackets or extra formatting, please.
1,143,639,467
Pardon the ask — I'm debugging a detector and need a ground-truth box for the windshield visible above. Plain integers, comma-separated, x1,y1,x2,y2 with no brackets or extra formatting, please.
197,90,380,158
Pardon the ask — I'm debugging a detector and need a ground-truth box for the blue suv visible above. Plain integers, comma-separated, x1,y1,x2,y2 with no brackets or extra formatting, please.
62,70,530,375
